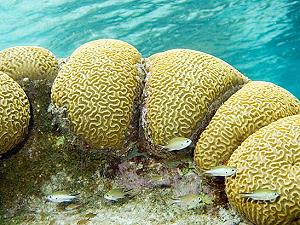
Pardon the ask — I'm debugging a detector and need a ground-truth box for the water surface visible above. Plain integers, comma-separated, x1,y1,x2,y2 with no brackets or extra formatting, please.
0,0,299,97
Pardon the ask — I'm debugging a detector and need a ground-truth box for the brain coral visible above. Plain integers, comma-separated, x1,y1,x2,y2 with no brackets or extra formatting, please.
141,49,249,153
194,81,300,170
0,72,30,154
0,46,58,81
225,115,300,225
51,39,143,150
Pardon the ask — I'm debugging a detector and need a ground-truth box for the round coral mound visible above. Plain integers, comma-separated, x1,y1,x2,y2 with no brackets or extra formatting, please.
0,46,58,81
194,81,300,170
0,72,30,154
51,39,143,151
225,115,300,225
142,49,249,154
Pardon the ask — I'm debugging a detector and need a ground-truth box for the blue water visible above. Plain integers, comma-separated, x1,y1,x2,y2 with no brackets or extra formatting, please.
0,0,299,98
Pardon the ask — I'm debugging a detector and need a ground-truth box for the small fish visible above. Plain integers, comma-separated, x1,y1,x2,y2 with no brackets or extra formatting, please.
46,191,79,203
163,137,192,151
64,203,81,211
199,193,213,205
148,174,170,187
171,193,202,205
84,213,97,219
76,219,90,225
203,166,236,177
104,188,131,201
149,174,164,182
240,188,280,201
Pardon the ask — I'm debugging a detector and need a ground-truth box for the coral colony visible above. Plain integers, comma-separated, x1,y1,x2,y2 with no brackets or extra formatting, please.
0,39,299,225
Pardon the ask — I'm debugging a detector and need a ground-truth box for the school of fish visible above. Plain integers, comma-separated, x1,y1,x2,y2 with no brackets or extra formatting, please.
46,136,279,211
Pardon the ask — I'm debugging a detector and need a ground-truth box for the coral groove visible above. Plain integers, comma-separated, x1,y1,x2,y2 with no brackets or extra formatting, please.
225,115,300,225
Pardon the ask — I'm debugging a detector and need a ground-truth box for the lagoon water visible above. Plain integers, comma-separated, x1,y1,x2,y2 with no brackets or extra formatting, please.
0,0,299,97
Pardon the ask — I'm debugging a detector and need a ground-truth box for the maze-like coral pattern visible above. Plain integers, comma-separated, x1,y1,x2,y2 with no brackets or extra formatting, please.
0,72,30,154
142,49,249,148
225,115,300,225
51,39,142,149
0,46,58,81
51,39,141,108
194,81,300,170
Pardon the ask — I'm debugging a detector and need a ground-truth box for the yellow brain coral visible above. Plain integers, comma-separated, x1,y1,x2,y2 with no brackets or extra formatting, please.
0,72,30,154
51,39,142,150
225,115,300,225
0,46,58,81
142,49,249,151
194,81,300,170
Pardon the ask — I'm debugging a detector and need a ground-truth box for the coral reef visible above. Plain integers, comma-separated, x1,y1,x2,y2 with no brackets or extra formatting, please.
194,81,300,170
225,115,300,225
141,49,249,155
1,39,299,225
0,46,58,81
0,71,30,155
51,39,143,151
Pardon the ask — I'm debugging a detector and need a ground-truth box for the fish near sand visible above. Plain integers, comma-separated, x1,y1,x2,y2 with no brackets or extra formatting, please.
149,174,164,183
163,137,192,151
240,188,280,201
104,188,132,201
171,193,202,206
46,191,79,203
203,166,236,177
